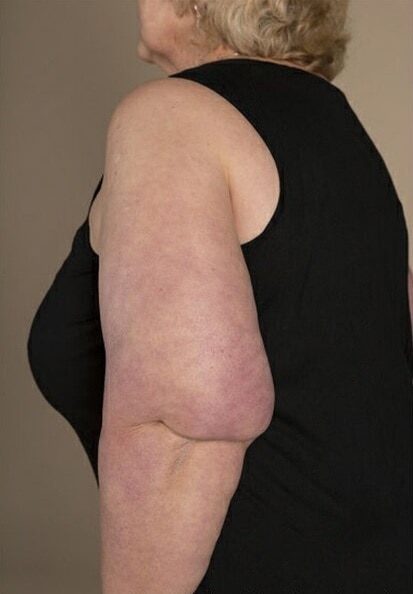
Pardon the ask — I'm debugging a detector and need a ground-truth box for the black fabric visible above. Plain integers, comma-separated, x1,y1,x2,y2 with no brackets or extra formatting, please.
28,176,104,485
27,59,413,592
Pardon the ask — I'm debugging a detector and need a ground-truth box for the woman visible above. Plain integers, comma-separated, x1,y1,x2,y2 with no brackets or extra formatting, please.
27,0,413,592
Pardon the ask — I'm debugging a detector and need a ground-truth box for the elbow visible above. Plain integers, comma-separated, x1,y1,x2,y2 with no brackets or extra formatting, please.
101,336,276,444
162,352,276,443
224,359,276,442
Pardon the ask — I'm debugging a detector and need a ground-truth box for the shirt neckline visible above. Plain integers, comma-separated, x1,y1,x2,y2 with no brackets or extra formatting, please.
193,56,343,95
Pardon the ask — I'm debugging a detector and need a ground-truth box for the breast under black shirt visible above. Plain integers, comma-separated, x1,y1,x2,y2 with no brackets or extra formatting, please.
27,59,413,592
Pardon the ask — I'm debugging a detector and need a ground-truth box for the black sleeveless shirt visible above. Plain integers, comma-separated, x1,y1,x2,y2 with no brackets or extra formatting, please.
27,59,413,592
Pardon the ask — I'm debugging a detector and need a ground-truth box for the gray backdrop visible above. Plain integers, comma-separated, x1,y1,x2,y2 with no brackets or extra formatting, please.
1,1,412,592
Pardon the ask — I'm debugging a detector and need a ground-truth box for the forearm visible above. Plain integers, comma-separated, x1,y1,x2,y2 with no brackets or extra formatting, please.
98,421,249,594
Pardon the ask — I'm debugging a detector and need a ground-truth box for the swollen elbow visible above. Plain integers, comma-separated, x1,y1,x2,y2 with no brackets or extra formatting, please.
163,369,275,443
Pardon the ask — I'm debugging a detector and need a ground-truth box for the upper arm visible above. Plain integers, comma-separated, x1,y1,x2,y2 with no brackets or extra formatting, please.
98,79,275,442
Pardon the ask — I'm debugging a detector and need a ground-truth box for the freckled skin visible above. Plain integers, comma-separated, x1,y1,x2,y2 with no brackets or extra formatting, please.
99,4,280,593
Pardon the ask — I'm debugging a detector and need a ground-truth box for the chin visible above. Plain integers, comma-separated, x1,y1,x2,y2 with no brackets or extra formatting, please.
137,40,154,64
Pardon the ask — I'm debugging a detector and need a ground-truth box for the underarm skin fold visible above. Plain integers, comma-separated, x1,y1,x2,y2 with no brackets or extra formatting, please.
98,420,251,594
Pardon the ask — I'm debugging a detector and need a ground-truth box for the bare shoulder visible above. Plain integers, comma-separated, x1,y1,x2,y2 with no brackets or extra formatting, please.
91,75,280,250
106,75,271,165
115,76,216,105
102,77,235,193
114,77,281,247
109,77,236,138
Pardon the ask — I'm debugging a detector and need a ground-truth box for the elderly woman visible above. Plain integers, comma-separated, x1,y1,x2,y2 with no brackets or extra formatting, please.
27,0,412,592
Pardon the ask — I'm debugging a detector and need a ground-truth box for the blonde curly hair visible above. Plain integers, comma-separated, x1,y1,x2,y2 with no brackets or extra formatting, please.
172,0,351,81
